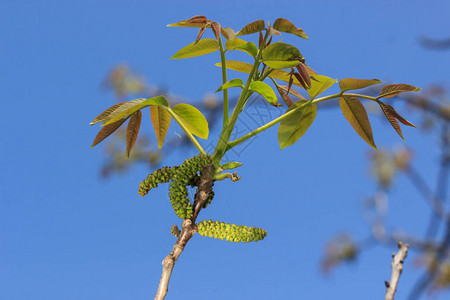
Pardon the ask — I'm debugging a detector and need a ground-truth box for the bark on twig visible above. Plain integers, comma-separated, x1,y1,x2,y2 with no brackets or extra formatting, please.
385,241,409,300
154,164,215,300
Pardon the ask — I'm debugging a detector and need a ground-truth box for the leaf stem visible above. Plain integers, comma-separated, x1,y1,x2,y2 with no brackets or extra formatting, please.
218,37,229,127
167,108,206,155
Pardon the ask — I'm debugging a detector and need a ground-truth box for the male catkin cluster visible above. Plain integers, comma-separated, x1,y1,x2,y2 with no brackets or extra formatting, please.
138,154,213,219
197,220,267,243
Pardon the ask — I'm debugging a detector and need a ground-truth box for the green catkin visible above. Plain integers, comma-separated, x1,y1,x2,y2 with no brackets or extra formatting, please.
197,220,267,243
168,154,212,219
138,166,178,196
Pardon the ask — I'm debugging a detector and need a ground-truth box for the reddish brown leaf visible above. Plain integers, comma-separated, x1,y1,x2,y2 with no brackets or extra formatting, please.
187,15,208,23
276,85,294,107
258,31,263,48
221,27,235,40
90,102,127,125
236,20,265,36
91,117,127,148
380,102,417,128
294,72,308,89
379,84,421,98
279,85,305,101
272,18,308,39
296,62,311,88
379,103,404,140
126,110,142,158
167,15,209,28
195,26,206,44
211,22,221,40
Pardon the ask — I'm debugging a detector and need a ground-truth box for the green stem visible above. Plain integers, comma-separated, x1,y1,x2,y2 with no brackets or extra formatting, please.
167,108,206,155
218,37,229,127
212,32,269,166
226,92,344,150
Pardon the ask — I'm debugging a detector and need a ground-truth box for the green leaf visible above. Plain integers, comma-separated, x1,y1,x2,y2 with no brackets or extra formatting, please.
236,20,265,36
221,161,243,170
150,105,172,149
262,42,303,65
225,38,258,57
307,75,337,100
167,15,209,28
216,78,244,92
264,60,300,69
339,96,376,149
215,60,253,74
278,100,317,149
171,39,219,59
249,81,278,105
102,96,169,126
91,117,128,148
172,103,209,139
90,102,127,125
272,18,308,39
126,110,142,158
378,84,421,98
339,78,382,92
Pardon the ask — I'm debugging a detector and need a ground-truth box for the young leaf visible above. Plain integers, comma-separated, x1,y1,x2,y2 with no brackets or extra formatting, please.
378,84,421,98
215,60,253,74
249,81,278,105
216,78,244,92
278,100,317,149
90,102,127,125
167,15,209,27
307,75,337,100
378,102,404,140
221,27,235,40
278,85,306,100
103,96,169,126
210,21,221,40
272,18,308,39
172,103,209,139
126,110,142,158
235,20,265,36
225,38,258,57
221,161,243,170
91,117,128,148
380,102,417,127
171,39,219,59
339,96,376,149
264,60,300,69
339,78,381,92
269,68,316,87
262,42,303,64
150,105,172,149
195,26,207,44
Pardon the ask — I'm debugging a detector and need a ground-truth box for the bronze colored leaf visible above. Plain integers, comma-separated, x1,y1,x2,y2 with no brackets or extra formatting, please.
378,84,421,98
150,105,172,149
195,26,206,44
380,102,417,127
272,18,308,39
236,20,265,36
339,96,376,149
279,85,305,101
221,27,235,40
91,117,128,148
167,15,209,28
211,22,221,40
126,110,142,158
90,102,127,125
339,78,381,92
379,102,404,140
275,85,294,107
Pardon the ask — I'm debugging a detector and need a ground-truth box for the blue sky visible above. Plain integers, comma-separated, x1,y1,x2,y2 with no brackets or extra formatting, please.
1,0,450,299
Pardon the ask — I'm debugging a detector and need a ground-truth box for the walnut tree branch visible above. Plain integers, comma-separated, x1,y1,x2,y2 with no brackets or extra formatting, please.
385,241,409,300
154,164,215,300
